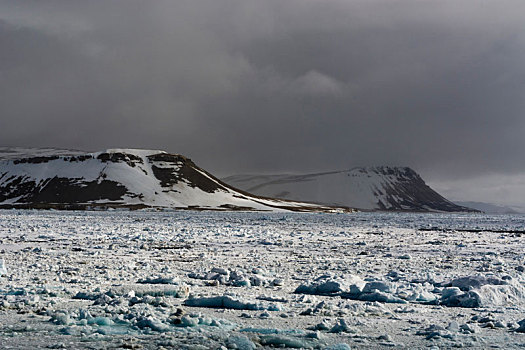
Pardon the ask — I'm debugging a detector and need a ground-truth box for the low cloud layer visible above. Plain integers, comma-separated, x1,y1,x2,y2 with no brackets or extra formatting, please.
1,1,525,206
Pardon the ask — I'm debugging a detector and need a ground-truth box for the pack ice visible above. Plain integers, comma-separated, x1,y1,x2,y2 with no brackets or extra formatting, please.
1,210,525,349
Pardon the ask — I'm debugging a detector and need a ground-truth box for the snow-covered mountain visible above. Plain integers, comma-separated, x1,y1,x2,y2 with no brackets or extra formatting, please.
223,167,475,212
0,148,345,212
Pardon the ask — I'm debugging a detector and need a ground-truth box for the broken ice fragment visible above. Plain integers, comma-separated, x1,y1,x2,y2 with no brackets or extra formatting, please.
184,295,266,310
259,335,316,348
0,258,7,276
294,279,347,295
517,319,525,333
227,335,256,350
329,319,357,334
137,276,178,284
323,344,352,350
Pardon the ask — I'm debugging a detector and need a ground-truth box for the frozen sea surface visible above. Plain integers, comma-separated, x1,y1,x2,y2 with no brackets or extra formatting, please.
1,210,525,349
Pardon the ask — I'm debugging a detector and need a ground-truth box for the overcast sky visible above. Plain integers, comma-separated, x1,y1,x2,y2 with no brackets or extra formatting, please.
1,1,525,208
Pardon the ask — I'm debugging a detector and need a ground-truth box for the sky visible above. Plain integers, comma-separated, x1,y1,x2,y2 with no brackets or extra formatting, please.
1,1,525,209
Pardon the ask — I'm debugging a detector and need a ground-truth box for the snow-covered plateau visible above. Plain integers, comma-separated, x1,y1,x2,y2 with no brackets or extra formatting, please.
223,168,475,212
0,148,344,213
1,210,525,349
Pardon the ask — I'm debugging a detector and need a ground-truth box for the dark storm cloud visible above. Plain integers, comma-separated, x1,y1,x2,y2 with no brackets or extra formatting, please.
1,0,525,204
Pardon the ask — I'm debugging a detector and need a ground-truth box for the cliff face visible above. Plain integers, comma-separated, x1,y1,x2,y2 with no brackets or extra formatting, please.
223,166,475,212
0,148,344,212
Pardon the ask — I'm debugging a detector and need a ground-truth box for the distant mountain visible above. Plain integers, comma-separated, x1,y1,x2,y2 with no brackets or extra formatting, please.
0,148,345,212
223,167,476,212
454,201,522,214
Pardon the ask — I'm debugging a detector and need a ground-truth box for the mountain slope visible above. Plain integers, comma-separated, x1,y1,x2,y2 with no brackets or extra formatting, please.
223,167,475,212
0,148,345,212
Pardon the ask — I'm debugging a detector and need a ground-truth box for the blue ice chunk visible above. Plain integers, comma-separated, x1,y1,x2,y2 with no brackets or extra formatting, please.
323,344,352,350
88,316,114,326
6,289,26,296
260,335,315,348
135,317,171,332
227,335,256,350
180,315,198,327
267,303,282,311
52,313,72,326
95,323,132,335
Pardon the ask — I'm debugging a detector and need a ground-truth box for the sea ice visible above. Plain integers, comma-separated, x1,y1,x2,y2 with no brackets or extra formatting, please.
517,319,525,333
2,210,525,349
227,335,256,350
184,295,267,310
0,258,7,276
